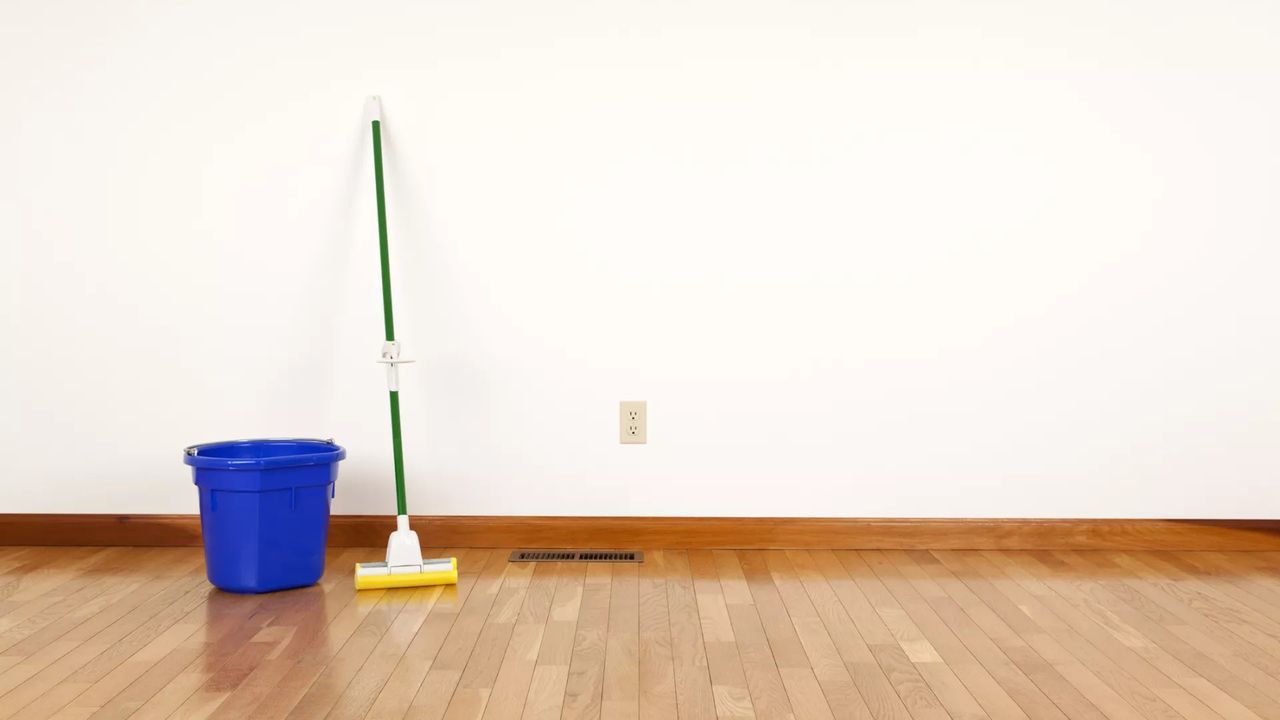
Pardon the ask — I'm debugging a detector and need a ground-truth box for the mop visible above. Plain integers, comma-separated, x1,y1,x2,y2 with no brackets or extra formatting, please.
355,96,459,590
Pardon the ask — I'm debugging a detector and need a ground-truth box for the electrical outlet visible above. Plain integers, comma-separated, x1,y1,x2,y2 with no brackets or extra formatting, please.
620,401,646,444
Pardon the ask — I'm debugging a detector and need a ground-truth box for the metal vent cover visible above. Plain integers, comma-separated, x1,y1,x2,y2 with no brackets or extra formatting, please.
509,549,644,563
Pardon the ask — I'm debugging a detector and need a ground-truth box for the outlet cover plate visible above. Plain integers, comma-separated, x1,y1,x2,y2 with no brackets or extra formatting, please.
620,400,646,444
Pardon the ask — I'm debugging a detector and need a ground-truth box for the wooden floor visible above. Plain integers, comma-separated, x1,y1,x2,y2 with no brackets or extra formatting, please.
2,548,1280,719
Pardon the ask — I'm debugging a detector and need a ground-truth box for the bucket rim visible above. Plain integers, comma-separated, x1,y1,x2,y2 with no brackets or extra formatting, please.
183,437,346,470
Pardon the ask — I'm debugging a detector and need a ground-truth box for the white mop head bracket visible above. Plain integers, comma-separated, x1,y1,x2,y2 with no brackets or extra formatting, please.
354,515,454,577
376,341,414,391
386,514,423,570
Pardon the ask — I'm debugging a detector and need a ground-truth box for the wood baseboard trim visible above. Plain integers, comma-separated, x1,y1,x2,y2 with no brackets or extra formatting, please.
1,514,1278,550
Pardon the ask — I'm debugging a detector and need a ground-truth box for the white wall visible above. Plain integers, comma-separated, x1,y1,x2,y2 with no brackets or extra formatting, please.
3,0,1279,518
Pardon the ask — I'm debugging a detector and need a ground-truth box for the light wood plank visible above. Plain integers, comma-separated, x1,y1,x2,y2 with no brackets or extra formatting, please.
404,549,518,720
521,561,585,720
1097,551,1280,686
0,546,1276,720
0,551,207,718
325,576,449,719
601,562,640,719
714,550,793,720
866,549,1049,720
364,549,491,720
785,550,913,720
689,550,755,719
930,551,1151,720
251,573,414,719
71,549,351,718
835,550,989,720
478,561,559,720
905,550,1110,720
666,550,717,720
439,557,537,720
763,550,874,720
739,550,836,719
983,551,1225,720
0,548,138,649
638,551,677,720
946,551,1185,720
561,563,612,720
1045,551,1278,720
809,549,951,720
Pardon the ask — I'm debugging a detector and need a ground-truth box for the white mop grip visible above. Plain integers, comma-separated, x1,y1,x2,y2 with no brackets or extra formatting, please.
366,95,382,122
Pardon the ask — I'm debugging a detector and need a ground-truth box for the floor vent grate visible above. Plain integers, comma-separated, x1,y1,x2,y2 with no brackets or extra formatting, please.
509,549,644,563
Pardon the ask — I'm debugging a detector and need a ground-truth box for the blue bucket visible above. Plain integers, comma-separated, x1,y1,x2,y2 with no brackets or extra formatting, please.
183,438,346,593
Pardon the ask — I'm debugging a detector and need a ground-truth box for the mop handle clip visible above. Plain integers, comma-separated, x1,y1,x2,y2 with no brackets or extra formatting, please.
376,341,413,392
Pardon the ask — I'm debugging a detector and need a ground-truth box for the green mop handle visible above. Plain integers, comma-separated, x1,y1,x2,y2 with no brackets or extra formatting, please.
369,97,409,517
